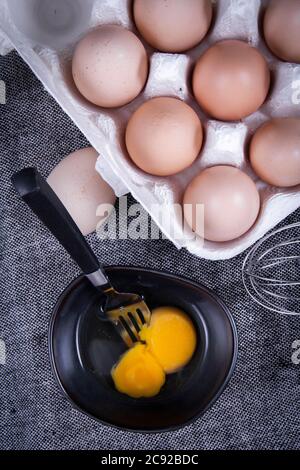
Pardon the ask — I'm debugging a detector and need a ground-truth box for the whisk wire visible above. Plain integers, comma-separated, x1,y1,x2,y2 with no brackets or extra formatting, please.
242,222,300,315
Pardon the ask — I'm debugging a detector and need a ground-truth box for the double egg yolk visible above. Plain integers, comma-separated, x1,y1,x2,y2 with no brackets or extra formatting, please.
111,306,197,398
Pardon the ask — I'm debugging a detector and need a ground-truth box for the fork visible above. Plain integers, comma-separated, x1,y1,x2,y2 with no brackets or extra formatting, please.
11,167,151,347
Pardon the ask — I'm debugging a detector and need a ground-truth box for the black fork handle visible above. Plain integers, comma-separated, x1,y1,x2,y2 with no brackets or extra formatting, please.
11,167,110,289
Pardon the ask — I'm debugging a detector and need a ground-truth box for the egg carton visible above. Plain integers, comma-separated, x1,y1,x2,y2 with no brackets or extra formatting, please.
1,0,300,260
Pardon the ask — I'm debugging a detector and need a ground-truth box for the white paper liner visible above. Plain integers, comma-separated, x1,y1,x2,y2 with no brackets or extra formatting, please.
1,0,299,260
0,27,12,55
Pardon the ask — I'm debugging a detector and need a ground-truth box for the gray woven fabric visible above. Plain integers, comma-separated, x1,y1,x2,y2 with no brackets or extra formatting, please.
1,51,300,451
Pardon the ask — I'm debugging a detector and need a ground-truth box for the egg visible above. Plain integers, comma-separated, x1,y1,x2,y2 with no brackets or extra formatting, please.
72,25,148,108
183,166,260,242
264,0,300,63
125,97,203,176
111,344,165,399
133,0,212,53
47,147,116,236
140,306,197,374
192,40,270,121
111,306,196,398
250,118,300,188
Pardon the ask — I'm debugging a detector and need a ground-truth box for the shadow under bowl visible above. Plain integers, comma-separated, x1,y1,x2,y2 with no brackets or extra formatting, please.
49,266,238,432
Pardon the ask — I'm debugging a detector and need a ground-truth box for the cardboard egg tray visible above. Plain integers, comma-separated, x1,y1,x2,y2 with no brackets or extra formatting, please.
1,0,299,259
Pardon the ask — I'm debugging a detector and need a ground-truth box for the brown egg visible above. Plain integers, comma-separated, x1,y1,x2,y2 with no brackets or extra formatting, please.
250,118,300,188
183,166,260,242
192,40,270,121
125,97,203,176
264,0,300,63
47,148,116,236
72,25,148,108
133,0,212,53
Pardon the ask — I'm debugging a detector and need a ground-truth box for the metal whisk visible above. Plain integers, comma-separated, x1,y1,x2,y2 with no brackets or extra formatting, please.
242,222,300,315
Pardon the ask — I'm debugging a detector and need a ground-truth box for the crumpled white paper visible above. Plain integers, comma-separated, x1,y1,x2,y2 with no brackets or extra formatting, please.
0,28,12,56
1,0,299,260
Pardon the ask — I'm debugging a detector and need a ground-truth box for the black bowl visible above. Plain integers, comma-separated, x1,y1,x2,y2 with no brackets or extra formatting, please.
49,266,238,432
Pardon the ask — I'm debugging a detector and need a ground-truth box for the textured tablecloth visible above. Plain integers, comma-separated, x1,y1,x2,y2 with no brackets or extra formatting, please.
0,51,300,451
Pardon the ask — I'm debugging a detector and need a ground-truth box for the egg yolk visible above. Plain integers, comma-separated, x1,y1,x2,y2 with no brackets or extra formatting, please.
111,343,165,398
140,307,197,374
111,307,196,398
